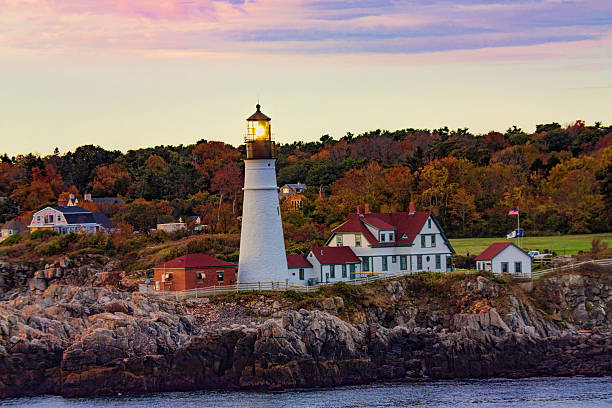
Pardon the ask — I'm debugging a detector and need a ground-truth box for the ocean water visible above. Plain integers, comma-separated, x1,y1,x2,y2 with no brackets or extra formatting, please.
1,377,610,408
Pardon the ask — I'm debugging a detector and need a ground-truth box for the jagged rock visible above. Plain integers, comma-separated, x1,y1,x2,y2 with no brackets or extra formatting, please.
0,266,610,398
28,278,48,292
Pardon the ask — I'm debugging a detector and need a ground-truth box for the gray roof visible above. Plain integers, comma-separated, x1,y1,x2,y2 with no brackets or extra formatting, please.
64,213,114,229
51,206,90,214
93,213,114,229
1,220,22,231
282,183,307,190
92,197,125,204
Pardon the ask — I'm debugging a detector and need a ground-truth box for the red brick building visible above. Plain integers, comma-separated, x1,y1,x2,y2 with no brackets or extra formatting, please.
153,253,237,291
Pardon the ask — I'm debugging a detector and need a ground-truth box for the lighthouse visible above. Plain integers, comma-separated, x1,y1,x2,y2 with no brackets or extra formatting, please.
238,104,288,283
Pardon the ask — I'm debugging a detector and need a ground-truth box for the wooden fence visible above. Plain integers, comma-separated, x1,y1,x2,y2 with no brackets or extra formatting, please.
531,258,612,281
139,271,418,300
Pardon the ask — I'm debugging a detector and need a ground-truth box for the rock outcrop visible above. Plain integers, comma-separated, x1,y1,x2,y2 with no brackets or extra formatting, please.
0,265,610,398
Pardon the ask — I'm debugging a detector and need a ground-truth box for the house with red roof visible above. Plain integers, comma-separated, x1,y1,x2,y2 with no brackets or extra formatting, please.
475,242,531,277
153,253,237,291
324,203,455,275
286,254,314,283
286,247,365,284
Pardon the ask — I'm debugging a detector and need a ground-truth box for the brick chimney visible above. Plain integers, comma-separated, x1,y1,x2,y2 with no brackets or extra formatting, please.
409,201,416,214
365,203,371,214
356,205,362,214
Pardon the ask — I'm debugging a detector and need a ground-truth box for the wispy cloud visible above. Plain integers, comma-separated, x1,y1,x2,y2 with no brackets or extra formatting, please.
0,0,610,56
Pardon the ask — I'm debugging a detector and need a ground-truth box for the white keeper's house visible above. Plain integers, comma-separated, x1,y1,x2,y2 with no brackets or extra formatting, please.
285,203,455,284
28,206,114,234
475,242,532,278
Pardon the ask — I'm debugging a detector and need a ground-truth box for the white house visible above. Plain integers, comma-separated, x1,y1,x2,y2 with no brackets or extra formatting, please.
156,223,186,234
286,254,315,284
286,247,367,285
285,204,456,284
28,206,114,234
325,204,455,275
475,242,532,278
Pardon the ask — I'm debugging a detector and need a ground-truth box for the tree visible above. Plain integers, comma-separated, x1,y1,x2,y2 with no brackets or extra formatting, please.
92,163,132,197
448,188,478,235
210,164,243,215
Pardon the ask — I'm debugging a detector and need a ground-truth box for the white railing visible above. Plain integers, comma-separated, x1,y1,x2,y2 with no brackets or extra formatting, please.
137,259,612,300
531,258,612,281
138,270,431,300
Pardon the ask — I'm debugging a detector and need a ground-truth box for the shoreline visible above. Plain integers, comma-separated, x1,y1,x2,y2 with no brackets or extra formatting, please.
1,261,611,399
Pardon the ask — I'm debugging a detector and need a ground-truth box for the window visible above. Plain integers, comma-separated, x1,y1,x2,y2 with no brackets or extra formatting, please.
431,235,436,247
380,233,385,242
44,214,54,224
501,262,508,273
197,272,205,283
355,234,361,247
36,216,41,223
299,268,304,280
392,256,397,263
362,257,369,272
515,262,522,274
417,255,423,270
400,255,407,270
382,256,388,271
349,264,356,278
435,255,441,269
421,235,426,248
336,235,343,246
330,265,336,279
389,232,394,241
426,256,430,262
428,219,432,229
342,264,347,278
217,271,224,282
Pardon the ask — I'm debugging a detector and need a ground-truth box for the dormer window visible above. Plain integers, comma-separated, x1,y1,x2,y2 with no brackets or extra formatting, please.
380,233,385,242
389,232,394,241
336,235,343,246
355,233,361,247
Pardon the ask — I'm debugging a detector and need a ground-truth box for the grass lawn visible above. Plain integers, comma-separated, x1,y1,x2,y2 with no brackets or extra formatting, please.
450,233,612,256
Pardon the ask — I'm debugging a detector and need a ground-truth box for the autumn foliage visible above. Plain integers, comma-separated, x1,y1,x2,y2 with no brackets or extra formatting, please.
0,121,610,242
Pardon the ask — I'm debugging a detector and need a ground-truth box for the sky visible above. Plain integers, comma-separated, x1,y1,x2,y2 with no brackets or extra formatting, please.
1,0,611,157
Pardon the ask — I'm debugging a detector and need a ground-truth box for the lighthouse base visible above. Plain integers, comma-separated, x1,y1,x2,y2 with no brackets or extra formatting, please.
238,159,288,284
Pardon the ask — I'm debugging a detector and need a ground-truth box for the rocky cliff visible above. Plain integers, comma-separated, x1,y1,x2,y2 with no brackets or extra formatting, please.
0,262,610,398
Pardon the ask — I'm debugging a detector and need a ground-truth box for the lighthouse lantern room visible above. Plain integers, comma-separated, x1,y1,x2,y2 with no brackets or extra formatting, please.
238,104,288,284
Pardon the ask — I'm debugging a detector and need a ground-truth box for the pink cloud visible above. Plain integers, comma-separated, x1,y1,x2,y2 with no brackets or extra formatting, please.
51,0,216,20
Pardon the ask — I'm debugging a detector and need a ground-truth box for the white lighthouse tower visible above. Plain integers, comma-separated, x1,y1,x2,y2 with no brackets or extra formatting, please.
238,104,288,283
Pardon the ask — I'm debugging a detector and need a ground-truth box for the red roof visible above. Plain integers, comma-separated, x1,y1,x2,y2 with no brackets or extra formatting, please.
310,246,360,264
286,254,313,268
332,212,431,246
474,242,512,261
362,217,395,230
153,253,236,269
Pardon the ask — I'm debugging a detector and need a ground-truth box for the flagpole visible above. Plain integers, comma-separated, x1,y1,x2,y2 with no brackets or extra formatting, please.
517,206,520,248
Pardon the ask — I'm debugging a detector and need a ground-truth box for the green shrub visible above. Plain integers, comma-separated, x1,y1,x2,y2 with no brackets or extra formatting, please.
30,230,59,240
40,239,63,255
1,234,23,246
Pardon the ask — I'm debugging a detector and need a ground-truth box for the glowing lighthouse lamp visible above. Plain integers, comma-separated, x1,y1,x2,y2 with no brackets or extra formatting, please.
238,104,288,284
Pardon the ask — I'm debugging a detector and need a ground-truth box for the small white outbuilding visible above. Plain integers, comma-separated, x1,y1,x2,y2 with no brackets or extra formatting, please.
475,242,532,278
